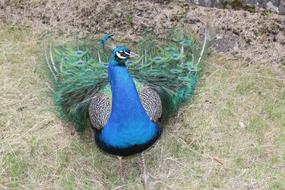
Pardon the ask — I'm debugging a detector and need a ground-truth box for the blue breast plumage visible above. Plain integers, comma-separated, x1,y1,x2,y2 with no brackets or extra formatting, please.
93,49,162,156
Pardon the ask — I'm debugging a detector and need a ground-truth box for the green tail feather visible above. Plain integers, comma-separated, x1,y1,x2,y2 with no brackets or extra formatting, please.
44,39,112,131
43,28,206,131
128,28,206,121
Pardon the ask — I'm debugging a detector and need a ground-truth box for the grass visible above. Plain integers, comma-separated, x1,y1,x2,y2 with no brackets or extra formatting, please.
0,24,284,190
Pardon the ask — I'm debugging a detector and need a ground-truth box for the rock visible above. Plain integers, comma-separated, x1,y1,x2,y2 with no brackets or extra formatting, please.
185,0,285,15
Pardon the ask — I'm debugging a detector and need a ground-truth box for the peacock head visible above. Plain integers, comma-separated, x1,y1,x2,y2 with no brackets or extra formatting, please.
112,46,138,65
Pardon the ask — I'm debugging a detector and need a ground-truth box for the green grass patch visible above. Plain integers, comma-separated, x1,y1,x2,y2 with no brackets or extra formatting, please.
3,152,28,187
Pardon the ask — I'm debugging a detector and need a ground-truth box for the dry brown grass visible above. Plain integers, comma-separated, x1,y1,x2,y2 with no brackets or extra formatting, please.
0,24,285,190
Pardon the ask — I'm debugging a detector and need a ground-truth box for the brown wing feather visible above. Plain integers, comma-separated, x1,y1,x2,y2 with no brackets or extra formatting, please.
89,88,162,129
139,88,162,122
89,94,111,130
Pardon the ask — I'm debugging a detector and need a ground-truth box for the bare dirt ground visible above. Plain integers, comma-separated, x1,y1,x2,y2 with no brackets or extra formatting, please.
1,0,285,64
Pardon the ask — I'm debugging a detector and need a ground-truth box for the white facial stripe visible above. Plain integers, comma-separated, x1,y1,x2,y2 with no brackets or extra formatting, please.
116,52,127,59
124,51,131,56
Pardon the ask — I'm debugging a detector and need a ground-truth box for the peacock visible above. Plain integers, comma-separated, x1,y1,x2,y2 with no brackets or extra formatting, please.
44,28,206,188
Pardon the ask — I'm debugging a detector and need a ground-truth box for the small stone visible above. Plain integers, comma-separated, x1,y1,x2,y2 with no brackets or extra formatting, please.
239,121,245,128
266,1,279,13
233,41,239,51
215,34,223,40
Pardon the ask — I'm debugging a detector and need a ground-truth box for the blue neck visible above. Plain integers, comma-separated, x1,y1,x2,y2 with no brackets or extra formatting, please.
97,57,160,150
108,65,149,122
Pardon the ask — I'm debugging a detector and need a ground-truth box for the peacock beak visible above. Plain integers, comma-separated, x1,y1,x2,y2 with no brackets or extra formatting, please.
125,51,139,58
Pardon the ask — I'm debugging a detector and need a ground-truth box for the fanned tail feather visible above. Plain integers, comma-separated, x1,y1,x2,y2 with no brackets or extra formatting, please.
128,28,207,121
44,39,112,131
43,28,207,131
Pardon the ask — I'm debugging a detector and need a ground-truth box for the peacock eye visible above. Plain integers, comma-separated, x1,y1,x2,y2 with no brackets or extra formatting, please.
116,51,127,59
121,52,127,57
